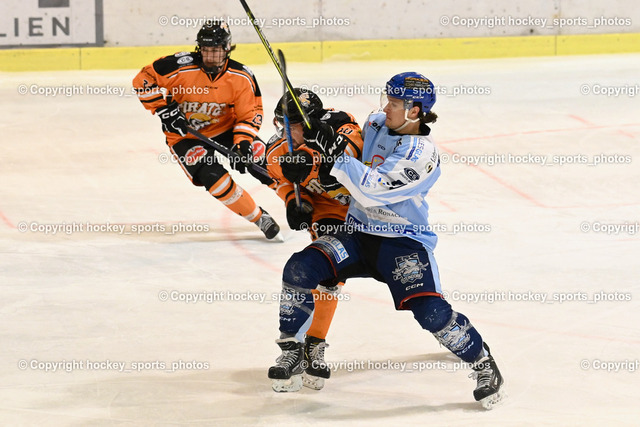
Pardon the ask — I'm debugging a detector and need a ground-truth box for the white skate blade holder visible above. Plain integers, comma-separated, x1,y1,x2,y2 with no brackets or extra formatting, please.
479,388,506,410
271,232,285,243
271,374,303,392
302,372,325,390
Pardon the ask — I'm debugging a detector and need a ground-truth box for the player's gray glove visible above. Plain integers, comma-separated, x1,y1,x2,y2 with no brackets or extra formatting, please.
156,102,189,137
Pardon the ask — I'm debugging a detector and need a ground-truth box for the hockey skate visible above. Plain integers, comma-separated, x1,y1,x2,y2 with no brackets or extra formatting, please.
255,208,281,240
302,336,330,390
469,343,505,409
268,338,305,392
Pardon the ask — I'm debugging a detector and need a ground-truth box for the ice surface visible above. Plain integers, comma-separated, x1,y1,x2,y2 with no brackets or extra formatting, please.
1,54,639,425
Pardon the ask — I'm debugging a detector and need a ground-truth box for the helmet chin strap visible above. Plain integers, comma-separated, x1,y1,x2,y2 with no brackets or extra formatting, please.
203,65,222,75
391,109,419,132
202,57,228,75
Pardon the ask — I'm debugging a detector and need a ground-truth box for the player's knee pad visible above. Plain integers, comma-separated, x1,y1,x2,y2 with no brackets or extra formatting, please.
432,311,483,362
409,295,453,332
283,248,335,291
195,162,228,190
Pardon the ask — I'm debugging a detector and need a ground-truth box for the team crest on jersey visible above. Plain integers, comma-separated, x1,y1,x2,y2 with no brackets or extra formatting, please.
392,253,429,284
371,155,385,169
188,112,218,130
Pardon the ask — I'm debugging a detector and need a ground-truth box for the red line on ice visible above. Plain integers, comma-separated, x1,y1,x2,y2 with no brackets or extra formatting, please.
0,211,15,228
438,145,547,208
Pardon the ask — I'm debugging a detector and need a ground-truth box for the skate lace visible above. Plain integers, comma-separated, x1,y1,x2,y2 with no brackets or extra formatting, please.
276,349,299,368
257,213,274,232
309,342,328,363
469,359,492,388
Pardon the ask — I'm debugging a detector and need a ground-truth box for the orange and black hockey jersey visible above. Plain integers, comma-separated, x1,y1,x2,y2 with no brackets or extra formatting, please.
266,110,363,223
132,52,263,147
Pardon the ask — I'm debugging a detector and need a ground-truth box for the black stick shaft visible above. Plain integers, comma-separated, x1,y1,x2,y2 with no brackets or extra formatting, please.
186,128,270,178
238,0,311,128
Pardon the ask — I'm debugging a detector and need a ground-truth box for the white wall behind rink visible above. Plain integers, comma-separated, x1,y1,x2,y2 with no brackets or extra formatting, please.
103,0,639,47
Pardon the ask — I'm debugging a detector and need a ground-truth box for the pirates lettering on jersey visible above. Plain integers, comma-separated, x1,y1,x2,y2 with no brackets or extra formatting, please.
180,102,227,129
180,101,226,116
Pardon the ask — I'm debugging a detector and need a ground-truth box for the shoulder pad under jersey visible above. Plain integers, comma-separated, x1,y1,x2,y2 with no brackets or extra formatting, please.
152,51,198,76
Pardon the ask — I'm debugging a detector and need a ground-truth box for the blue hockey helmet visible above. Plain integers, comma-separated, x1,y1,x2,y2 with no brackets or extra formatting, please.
384,72,436,114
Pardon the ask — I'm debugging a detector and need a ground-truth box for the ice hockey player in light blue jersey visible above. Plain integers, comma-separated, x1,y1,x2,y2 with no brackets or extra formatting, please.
332,107,441,251
267,72,505,409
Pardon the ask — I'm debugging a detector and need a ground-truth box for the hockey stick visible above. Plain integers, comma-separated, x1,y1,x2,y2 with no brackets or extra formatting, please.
186,127,270,178
163,94,270,178
238,0,311,129
277,49,302,209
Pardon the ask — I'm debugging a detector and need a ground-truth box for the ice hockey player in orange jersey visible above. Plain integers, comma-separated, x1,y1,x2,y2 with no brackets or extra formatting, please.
266,88,363,389
132,20,280,239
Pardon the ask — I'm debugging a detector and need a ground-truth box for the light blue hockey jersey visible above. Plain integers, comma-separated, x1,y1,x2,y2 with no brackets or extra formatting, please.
330,111,441,250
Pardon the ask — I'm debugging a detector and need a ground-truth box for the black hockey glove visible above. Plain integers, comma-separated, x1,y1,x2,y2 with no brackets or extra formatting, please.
231,140,252,174
303,117,349,159
280,150,314,184
156,102,189,137
286,199,313,231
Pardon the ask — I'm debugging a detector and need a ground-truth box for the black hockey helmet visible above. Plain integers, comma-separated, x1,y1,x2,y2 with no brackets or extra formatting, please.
274,88,324,124
196,20,232,51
